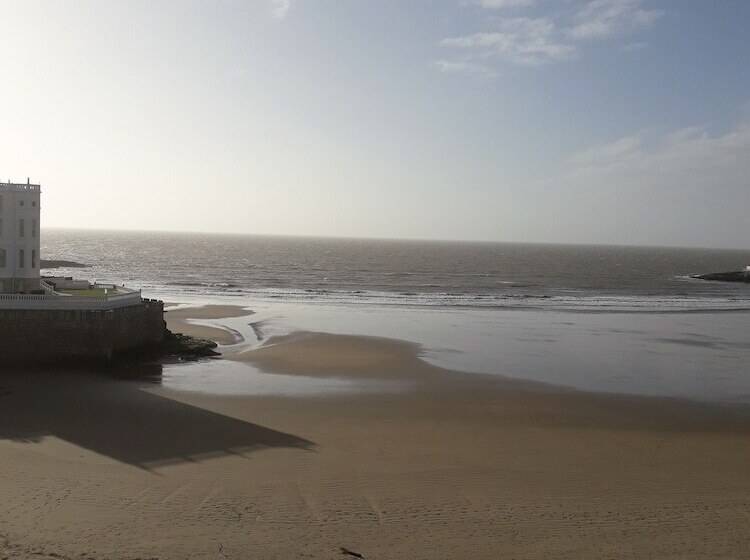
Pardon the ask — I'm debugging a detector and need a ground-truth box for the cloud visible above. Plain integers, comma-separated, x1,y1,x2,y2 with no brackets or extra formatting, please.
567,121,750,180
568,0,663,40
434,59,498,77
476,0,536,8
439,0,663,76
568,134,643,168
270,0,291,20
442,18,576,66
538,115,750,248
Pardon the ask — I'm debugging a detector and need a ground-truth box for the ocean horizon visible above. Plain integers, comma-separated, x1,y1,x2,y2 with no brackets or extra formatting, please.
41,228,750,312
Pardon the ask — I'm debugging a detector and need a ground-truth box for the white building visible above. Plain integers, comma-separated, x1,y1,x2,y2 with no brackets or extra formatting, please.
0,179,41,293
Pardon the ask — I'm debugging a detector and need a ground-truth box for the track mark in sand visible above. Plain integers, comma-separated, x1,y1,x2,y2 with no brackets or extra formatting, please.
195,486,222,513
363,495,384,525
0,532,78,560
124,486,153,510
160,483,193,505
295,482,322,522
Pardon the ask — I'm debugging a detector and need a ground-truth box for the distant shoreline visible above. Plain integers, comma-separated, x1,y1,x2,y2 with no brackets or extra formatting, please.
40,259,89,269
693,270,750,283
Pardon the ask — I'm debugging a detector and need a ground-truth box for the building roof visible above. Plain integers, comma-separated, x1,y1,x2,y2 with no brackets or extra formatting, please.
0,181,41,193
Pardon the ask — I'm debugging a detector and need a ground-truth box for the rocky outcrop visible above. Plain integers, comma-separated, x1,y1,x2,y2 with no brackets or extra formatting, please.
40,259,90,269
692,271,750,283
160,330,220,360
107,328,220,364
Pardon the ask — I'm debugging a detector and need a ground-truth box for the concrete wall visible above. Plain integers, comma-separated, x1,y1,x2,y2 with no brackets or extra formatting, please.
0,299,165,365
43,277,91,290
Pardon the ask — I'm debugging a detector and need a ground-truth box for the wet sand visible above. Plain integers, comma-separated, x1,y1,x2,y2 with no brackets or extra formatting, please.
2,304,750,558
231,331,447,380
165,304,253,345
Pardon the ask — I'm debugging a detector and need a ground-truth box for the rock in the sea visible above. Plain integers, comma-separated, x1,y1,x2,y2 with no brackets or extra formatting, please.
692,271,750,283
40,259,90,269
161,329,220,359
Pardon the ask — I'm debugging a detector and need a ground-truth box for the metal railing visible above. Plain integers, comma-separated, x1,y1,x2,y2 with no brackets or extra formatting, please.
0,289,143,310
39,279,57,295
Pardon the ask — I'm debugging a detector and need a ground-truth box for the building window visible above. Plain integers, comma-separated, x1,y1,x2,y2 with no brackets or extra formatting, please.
0,195,3,211
0,248,5,268
19,200,24,207
0,218,3,236
19,219,24,238
19,249,24,268
31,249,36,269
32,219,37,238
32,201,37,207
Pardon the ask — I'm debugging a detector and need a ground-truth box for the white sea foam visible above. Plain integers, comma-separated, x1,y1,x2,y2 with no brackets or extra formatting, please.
143,284,750,313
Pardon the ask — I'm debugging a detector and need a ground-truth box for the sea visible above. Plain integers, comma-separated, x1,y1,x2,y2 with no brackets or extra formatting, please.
41,229,750,311
41,229,750,403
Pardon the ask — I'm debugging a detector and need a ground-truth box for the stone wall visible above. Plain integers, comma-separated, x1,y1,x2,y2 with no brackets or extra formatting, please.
0,299,165,365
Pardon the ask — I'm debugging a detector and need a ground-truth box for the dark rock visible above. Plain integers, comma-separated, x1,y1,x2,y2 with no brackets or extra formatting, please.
160,329,220,359
692,271,750,283
40,259,90,269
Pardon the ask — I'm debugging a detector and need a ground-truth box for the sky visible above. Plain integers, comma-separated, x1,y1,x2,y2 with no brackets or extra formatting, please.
0,0,748,249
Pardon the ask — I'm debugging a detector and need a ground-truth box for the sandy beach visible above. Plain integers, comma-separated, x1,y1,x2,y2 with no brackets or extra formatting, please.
1,304,749,559
165,304,253,345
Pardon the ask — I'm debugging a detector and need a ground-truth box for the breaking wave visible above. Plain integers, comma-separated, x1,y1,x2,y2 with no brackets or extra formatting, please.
142,283,750,313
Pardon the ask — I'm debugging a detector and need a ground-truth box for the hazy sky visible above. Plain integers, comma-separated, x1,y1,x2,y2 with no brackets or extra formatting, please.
1,1,748,248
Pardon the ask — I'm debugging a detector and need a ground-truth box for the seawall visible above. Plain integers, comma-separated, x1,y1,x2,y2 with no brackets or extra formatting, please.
0,299,165,365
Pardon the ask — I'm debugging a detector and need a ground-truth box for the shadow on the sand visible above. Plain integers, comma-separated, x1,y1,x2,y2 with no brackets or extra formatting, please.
0,364,313,469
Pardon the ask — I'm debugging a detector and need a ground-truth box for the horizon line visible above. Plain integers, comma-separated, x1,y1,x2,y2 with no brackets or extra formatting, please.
39,226,750,253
